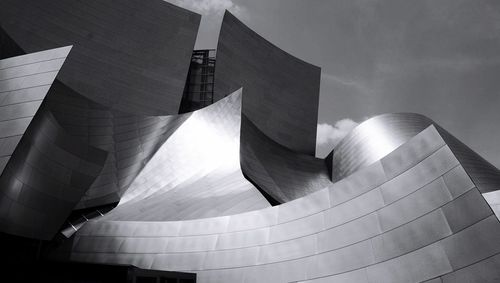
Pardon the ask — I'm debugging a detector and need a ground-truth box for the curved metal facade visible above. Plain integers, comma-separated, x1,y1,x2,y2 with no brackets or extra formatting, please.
0,0,203,208
240,115,331,203
330,113,434,182
214,11,321,155
0,0,200,115
1,2,499,281
0,47,108,239
53,124,500,282
100,90,270,221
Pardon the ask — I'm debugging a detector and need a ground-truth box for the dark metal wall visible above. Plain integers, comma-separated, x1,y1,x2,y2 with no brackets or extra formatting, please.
0,0,200,116
214,11,321,155
240,115,331,203
0,0,203,208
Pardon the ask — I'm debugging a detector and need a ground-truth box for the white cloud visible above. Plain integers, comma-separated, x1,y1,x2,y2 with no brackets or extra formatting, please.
316,119,359,156
169,0,246,17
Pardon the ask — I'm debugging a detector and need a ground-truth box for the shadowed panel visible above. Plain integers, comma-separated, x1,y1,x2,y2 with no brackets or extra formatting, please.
214,11,320,155
0,0,200,115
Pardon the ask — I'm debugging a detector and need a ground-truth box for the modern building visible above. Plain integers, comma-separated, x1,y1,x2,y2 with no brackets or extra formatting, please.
1,0,500,282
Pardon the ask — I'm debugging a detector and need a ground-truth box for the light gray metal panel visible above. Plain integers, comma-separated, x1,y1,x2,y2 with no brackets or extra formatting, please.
377,177,452,232
381,125,445,180
227,206,278,232
366,242,453,283
102,90,270,221
244,256,313,283
482,190,500,219
441,188,493,233
302,268,370,283
441,252,500,283
331,113,434,182
258,234,316,264
380,146,458,204
131,221,182,237
324,187,385,229
269,212,324,243
178,216,230,236
371,209,452,262
440,215,500,270
317,212,381,253
442,165,476,197
165,234,218,253
118,237,168,254
0,85,50,106
204,246,260,269
152,252,207,271
307,240,374,278
198,268,247,283
329,161,386,206
277,188,330,223
216,227,269,250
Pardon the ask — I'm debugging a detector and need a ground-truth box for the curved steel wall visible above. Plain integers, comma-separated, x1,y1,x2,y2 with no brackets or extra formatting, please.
0,47,108,239
100,89,270,221
0,0,200,115
45,83,191,208
240,115,331,203
214,11,321,155
52,124,500,282
330,113,434,182
0,0,203,208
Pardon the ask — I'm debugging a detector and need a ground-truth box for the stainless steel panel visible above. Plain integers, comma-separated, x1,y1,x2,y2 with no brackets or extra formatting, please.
440,215,500,270
227,206,278,232
324,187,384,229
378,177,452,232
216,227,269,249
0,0,200,116
277,188,330,223
371,209,452,261
258,234,316,264
441,188,493,233
442,165,476,197
118,237,168,254
152,252,207,271
380,146,458,204
329,161,386,206
366,242,452,283
441,252,500,283
165,234,218,253
215,11,320,155
482,190,500,219
380,125,445,180
204,246,260,269
269,212,324,243
302,268,370,283
317,212,381,253
331,113,434,182
307,240,374,278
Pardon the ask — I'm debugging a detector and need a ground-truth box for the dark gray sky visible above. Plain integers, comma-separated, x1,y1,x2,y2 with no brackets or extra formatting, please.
168,0,500,168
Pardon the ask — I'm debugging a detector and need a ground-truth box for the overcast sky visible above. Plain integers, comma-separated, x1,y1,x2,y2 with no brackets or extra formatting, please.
167,0,500,168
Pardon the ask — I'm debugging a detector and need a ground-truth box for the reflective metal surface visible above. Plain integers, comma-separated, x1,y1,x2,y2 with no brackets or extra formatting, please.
52,123,500,282
0,0,200,116
101,89,270,221
0,47,109,240
215,11,320,155
0,0,202,207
